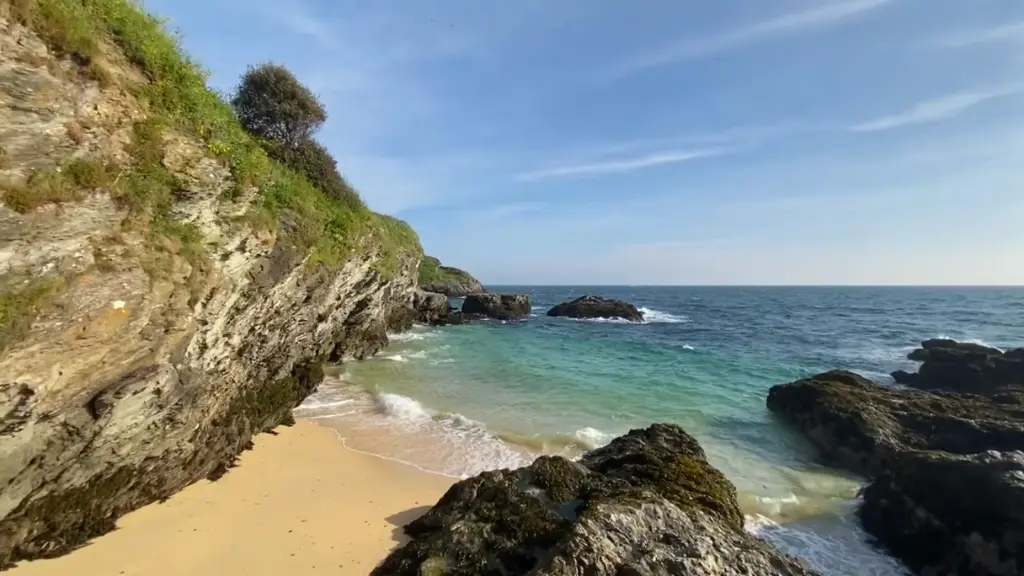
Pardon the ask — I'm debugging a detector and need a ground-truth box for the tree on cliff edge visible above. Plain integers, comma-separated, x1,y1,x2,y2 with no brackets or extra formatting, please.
231,63,326,148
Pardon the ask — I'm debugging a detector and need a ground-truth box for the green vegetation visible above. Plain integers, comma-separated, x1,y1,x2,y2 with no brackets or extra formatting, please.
0,277,64,354
8,0,421,276
1,158,113,213
231,63,326,149
418,255,479,288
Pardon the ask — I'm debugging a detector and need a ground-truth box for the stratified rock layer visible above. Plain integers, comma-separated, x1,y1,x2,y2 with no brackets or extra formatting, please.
373,424,820,576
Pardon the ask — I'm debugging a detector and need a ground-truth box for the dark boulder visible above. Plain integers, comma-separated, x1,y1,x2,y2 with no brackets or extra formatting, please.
766,370,1024,477
859,450,1024,576
372,424,819,576
412,290,450,325
462,293,530,321
892,338,1024,395
547,295,644,323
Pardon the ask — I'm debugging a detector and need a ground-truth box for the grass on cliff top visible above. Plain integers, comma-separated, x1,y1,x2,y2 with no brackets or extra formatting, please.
8,0,422,275
418,255,477,287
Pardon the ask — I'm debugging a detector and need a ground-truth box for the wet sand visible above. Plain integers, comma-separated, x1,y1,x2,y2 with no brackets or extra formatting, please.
7,420,453,576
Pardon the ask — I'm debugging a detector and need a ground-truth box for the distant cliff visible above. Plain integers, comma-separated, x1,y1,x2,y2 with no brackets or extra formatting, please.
418,255,484,296
0,0,422,566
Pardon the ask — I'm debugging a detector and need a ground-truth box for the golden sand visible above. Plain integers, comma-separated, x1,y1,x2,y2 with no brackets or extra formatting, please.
8,420,453,576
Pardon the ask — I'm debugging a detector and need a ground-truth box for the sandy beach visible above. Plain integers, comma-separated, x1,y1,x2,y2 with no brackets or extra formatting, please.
7,420,454,576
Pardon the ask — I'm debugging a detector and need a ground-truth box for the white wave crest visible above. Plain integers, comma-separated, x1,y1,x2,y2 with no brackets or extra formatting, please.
639,307,687,323
574,427,616,449
934,334,1003,351
376,393,433,422
387,330,439,343
682,344,695,351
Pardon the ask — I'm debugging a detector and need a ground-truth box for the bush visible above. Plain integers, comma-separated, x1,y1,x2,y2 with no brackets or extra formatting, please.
231,63,326,148
265,139,365,212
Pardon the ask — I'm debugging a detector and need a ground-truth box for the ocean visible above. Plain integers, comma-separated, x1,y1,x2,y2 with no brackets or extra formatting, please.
296,286,1024,574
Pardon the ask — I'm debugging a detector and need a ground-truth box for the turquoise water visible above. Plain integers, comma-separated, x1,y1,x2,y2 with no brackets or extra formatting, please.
298,286,1024,575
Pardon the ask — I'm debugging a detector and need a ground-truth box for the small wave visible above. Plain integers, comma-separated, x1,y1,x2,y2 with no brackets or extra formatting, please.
429,358,456,365
382,354,408,362
387,330,439,342
639,307,687,323
934,334,1003,351
381,350,428,362
376,392,433,422
747,513,910,575
294,399,354,411
682,344,695,351
574,427,616,449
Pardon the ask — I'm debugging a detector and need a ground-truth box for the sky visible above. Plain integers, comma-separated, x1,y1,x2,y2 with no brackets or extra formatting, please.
144,0,1024,285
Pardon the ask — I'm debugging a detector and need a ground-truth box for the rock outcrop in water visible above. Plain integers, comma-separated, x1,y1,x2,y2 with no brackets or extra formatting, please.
766,370,1024,476
0,7,422,567
859,449,1024,576
461,293,531,321
418,255,484,297
767,354,1024,576
891,338,1024,395
411,290,452,325
373,423,820,576
547,295,645,323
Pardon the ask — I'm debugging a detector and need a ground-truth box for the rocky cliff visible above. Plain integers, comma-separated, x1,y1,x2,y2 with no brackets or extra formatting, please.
0,1,422,567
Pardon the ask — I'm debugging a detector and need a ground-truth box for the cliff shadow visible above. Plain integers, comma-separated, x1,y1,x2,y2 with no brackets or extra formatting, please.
385,505,433,547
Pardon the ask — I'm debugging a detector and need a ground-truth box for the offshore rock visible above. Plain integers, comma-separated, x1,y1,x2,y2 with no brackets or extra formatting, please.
411,290,451,325
547,295,645,323
372,424,819,576
766,370,1024,476
892,338,1024,395
860,450,1024,576
418,256,484,297
461,293,530,321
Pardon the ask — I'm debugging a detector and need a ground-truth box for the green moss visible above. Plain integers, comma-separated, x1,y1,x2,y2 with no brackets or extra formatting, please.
419,557,448,576
653,455,744,530
418,255,477,288
0,158,112,213
0,277,64,354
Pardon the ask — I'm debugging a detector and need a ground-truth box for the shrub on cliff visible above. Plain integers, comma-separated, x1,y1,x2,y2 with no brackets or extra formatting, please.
231,63,326,148
264,139,365,212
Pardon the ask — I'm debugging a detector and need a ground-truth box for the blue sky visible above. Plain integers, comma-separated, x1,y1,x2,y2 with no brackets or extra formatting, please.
146,0,1024,285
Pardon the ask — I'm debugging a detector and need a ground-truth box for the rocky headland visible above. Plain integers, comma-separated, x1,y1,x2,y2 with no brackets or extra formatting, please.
547,294,645,323
373,423,820,576
767,340,1024,576
417,256,484,297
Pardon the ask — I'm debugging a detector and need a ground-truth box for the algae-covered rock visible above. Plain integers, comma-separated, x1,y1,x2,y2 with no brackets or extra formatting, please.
372,424,819,576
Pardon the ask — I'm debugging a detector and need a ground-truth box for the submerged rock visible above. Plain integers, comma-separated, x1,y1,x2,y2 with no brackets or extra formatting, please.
461,293,531,321
892,338,1024,395
859,450,1024,576
766,370,1024,477
372,424,819,576
546,295,645,323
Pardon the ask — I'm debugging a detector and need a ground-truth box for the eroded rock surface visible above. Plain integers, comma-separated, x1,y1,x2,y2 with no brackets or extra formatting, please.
547,294,644,323
373,424,819,576
461,292,530,321
860,450,1024,576
892,338,1024,395
766,370,1024,476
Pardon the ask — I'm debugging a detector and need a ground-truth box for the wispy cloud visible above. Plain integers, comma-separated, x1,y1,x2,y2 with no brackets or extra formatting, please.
939,22,1024,48
850,87,1023,132
608,0,895,76
516,148,728,182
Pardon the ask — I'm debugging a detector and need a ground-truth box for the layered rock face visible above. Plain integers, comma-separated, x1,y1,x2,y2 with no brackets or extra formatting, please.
767,350,1024,576
547,295,644,322
374,424,819,576
892,338,1024,395
0,11,420,567
461,293,531,321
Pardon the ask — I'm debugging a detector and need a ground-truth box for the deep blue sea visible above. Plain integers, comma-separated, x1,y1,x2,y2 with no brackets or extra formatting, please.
298,286,1024,575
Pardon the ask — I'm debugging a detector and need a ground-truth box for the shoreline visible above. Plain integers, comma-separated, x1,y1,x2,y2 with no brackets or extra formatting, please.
6,420,453,576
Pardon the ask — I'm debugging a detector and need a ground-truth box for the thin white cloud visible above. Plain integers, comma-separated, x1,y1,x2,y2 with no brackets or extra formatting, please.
517,149,727,182
609,0,895,76
850,87,1023,132
939,22,1024,48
